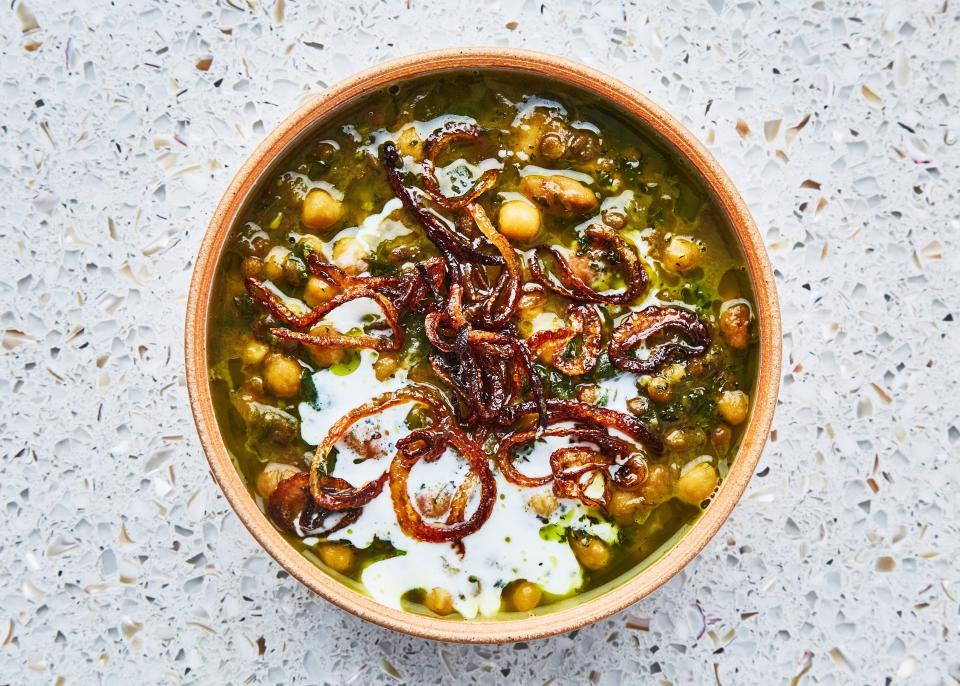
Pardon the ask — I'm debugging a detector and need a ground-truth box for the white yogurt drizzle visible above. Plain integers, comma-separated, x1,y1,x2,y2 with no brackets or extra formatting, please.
298,352,624,617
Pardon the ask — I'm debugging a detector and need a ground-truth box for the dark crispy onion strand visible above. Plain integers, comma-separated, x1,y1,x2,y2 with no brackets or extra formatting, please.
421,122,501,211
496,426,647,510
267,288,404,352
529,225,648,305
613,454,649,492
466,203,521,329
526,304,602,375
268,472,361,537
500,399,664,454
390,428,496,542
382,141,503,266
309,385,453,509
608,305,710,374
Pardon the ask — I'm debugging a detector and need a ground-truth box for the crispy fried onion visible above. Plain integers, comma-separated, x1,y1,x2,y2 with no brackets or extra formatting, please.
466,203,521,328
421,122,500,211
389,427,496,542
526,304,602,375
382,140,503,266
246,253,450,352
305,253,446,315
268,472,360,537
308,385,453,510
496,427,649,510
382,137,546,428
425,293,546,427
247,281,404,352
529,225,648,305
608,305,710,374
499,399,664,455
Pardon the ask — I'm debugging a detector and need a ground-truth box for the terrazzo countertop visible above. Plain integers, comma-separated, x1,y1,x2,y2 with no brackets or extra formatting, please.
2,0,959,683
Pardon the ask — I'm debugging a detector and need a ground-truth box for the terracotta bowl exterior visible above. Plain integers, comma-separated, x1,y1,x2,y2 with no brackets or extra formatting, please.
185,48,781,643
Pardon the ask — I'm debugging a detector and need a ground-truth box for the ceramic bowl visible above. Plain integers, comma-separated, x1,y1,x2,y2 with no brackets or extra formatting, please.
185,47,781,643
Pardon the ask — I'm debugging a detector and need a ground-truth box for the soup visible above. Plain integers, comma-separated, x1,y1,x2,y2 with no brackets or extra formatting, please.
207,72,757,619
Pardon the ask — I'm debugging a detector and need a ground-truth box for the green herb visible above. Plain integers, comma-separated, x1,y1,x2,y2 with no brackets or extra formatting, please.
330,349,361,376
301,370,318,406
591,350,618,381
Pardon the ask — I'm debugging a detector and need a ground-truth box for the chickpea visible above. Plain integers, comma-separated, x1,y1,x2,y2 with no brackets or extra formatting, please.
593,157,616,174
262,353,302,398
626,396,651,416
608,488,646,526
662,236,702,274
424,587,454,616
318,542,355,573
520,175,598,216
663,363,686,384
244,375,265,396
255,463,301,499
719,303,751,350
505,580,542,612
602,208,627,230
301,188,343,231
676,462,719,506
639,463,674,505
282,255,307,287
305,326,346,368
263,249,287,282
242,340,270,367
498,200,542,242
664,429,688,451
576,385,601,405
528,492,558,517
332,237,370,276
241,256,263,278
303,276,338,308
373,353,400,381
396,126,423,160
570,535,611,571
512,112,548,157
538,132,566,161
711,424,732,453
297,234,326,258
567,132,598,161
647,376,671,403
717,390,750,425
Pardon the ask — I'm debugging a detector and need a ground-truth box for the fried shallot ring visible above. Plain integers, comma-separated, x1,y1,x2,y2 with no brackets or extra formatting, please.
612,454,649,492
608,305,710,374
550,448,614,510
389,427,496,542
309,385,453,510
526,304,602,375
421,122,501,211
529,225,648,305
268,472,360,537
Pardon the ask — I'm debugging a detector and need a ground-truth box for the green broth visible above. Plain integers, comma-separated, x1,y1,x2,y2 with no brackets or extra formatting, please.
207,71,758,618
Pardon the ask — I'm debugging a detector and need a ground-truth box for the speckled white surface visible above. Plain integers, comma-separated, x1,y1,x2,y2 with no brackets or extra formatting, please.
2,0,959,683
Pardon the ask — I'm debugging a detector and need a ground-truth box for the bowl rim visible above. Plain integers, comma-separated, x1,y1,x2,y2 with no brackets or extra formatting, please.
185,47,781,643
